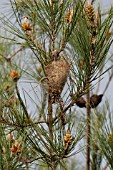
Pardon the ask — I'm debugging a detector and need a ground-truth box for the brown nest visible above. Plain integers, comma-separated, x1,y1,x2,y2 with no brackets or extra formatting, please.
44,57,70,101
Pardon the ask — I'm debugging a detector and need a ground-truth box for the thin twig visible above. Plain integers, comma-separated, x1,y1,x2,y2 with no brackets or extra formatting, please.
10,46,25,59
50,14,56,59
85,19,97,169
25,156,44,164
86,83,91,170
47,94,53,140
0,46,24,62
45,94,56,168
52,40,66,59
59,100,65,129
18,156,44,167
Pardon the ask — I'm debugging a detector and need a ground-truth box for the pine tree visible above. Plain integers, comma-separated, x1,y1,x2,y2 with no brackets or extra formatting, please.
0,0,113,170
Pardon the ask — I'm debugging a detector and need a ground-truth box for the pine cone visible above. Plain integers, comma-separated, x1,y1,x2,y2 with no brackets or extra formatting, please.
22,16,32,31
76,97,86,108
85,2,95,22
90,94,103,108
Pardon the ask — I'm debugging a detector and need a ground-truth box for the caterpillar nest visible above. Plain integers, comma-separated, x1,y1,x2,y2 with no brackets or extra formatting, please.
44,57,70,102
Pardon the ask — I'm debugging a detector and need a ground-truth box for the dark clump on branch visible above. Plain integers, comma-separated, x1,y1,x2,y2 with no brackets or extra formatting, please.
76,97,86,108
90,94,103,108
75,94,103,108
45,57,70,102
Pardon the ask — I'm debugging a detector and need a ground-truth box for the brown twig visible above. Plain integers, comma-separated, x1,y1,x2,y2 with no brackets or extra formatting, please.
10,46,25,59
86,82,91,170
85,7,97,166
18,156,44,167
59,100,65,129
47,94,53,140
0,46,24,62
51,39,66,60
47,94,56,170
50,16,56,59
25,156,44,164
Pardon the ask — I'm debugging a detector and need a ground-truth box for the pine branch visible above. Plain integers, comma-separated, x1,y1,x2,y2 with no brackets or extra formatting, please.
50,6,56,58
59,100,65,129
23,156,44,164
86,82,91,170
47,94,56,170
47,95,53,141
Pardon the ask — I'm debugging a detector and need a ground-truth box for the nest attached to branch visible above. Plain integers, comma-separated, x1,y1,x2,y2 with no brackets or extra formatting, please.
44,57,70,101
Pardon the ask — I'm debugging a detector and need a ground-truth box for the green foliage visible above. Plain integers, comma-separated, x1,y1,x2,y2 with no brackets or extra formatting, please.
0,0,113,169
96,102,113,169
